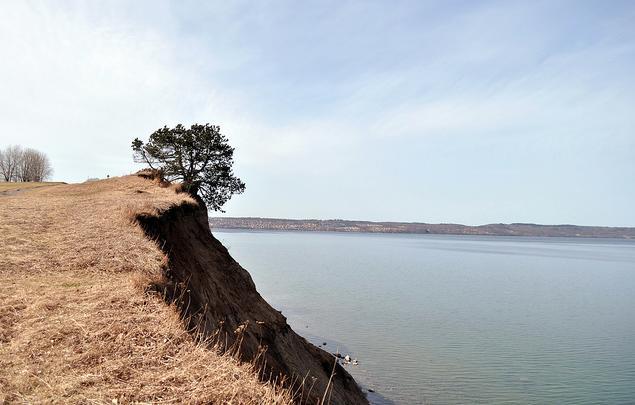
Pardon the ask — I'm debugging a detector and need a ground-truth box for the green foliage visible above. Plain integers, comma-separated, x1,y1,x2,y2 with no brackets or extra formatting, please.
132,124,245,211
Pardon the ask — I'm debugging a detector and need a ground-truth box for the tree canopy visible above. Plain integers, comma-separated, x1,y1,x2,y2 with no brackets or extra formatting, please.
132,124,245,211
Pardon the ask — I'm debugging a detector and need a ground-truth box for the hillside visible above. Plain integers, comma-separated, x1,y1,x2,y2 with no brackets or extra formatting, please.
209,217,635,239
0,175,366,404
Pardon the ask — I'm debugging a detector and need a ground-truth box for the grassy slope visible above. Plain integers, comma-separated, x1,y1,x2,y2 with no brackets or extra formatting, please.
0,182,65,192
0,176,292,404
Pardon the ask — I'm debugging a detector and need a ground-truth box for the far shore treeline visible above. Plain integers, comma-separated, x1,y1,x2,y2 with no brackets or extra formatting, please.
209,217,635,239
0,145,53,182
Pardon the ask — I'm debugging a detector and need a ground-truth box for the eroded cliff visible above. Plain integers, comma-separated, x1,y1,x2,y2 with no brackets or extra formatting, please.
0,176,294,403
136,198,368,404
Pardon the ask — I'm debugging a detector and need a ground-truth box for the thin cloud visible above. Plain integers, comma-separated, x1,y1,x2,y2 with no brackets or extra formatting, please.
0,1,633,225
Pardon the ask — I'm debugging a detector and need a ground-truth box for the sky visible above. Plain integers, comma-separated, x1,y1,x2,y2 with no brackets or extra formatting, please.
1,1,634,226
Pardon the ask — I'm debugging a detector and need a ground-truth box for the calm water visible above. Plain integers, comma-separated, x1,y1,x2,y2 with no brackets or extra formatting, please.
215,230,635,404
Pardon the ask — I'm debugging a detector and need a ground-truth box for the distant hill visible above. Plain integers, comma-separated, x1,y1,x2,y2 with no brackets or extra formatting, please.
209,217,635,239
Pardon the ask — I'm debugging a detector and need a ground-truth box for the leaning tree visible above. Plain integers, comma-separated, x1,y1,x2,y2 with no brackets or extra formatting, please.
132,123,245,211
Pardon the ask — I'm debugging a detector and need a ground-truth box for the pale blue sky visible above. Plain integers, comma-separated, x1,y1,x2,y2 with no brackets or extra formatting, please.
1,1,634,226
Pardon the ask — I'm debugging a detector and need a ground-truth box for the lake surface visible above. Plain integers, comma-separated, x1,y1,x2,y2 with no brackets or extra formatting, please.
215,230,635,404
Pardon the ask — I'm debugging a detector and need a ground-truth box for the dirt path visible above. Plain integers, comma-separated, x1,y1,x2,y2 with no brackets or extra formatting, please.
0,182,66,197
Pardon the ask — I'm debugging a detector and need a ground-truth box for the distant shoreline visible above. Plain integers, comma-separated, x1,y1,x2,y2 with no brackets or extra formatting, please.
209,217,635,239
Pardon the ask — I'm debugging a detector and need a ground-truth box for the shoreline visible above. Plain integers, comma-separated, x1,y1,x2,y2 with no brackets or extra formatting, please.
211,226,635,242
275,306,395,405
209,217,635,239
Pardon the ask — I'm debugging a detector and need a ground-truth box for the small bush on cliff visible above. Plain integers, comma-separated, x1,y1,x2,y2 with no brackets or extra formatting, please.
132,124,245,211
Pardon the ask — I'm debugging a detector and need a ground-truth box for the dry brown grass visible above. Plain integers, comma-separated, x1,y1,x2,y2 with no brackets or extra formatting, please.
0,182,65,193
0,175,293,404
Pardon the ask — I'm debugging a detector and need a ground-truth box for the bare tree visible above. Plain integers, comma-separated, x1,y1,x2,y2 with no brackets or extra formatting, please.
0,145,23,182
30,149,53,181
19,148,53,182
17,149,31,182
0,145,53,182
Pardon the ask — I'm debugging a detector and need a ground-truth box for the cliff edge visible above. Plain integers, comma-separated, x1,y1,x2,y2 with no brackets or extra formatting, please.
137,195,367,404
0,175,367,404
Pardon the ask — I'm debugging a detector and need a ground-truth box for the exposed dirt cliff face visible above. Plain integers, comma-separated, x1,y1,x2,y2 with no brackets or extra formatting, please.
136,201,368,405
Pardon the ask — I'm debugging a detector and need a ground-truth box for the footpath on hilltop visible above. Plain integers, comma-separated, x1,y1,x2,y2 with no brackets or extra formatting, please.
0,174,368,404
